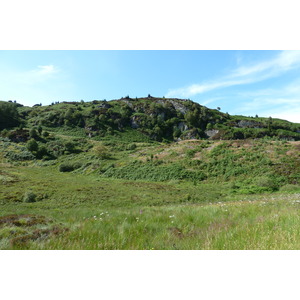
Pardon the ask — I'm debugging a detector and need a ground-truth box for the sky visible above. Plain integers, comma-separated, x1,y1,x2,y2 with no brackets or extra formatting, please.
1,50,300,122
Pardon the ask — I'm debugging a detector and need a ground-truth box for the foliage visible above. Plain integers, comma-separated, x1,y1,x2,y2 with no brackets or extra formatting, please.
26,139,38,152
93,145,111,159
23,191,37,203
59,162,83,172
0,101,20,129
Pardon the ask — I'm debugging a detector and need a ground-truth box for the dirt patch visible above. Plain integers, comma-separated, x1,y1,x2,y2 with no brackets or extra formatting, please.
10,226,68,247
0,214,68,248
0,214,50,227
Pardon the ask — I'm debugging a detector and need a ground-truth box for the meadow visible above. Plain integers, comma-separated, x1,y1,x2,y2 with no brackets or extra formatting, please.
2,135,300,250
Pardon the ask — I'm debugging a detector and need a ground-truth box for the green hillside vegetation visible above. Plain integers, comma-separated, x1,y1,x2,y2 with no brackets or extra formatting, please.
1,97,300,249
2,96,299,142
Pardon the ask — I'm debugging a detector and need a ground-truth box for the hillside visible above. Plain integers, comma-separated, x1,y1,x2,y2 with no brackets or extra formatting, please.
1,96,300,142
2,97,300,249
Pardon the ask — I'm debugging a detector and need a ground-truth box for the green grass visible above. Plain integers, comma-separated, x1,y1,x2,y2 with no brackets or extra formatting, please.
1,162,300,249
2,135,300,249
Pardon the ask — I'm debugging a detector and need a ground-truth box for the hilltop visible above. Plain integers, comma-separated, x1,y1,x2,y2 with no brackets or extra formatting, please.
1,96,300,142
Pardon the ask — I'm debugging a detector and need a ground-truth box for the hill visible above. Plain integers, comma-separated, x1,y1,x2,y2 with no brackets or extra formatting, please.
2,97,300,249
1,96,300,142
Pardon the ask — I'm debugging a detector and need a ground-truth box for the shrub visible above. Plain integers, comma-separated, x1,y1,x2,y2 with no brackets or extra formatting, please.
255,176,279,191
23,191,37,203
42,131,49,138
59,162,82,172
94,145,111,159
26,139,38,152
126,143,137,150
36,145,48,159
4,149,35,161
0,101,20,129
29,128,38,139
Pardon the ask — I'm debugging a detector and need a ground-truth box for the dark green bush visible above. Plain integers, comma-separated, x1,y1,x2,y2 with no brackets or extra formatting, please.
26,139,38,152
4,150,35,161
59,162,82,172
23,191,37,203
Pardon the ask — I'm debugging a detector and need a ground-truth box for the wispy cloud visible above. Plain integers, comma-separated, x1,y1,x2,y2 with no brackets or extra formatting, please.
166,51,300,98
0,64,74,106
228,79,300,122
36,65,58,75
16,64,60,85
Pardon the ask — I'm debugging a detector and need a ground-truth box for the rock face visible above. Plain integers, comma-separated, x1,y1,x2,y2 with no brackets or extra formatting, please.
205,129,219,138
177,122,189,131
130,116,140,129
236,120,263,128
97,102,112,109
168,100,188,115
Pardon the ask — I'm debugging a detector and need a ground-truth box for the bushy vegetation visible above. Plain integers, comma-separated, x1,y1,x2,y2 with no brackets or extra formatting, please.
3,97,299,142
2,97,300,249
0,101,20,129
59,162,83,172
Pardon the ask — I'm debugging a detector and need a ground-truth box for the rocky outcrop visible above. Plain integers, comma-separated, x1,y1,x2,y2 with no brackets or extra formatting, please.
130,116,140,129
177,122,189,131
236,120,263,128
205,129,219,139
168,100,188,115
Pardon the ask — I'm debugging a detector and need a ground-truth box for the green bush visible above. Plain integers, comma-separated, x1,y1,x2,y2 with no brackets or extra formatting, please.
255,176,279,191
59,162,82,172
29,128,39,139
23,191,37,203
126,143,137,150
94,145,111,159
26,139,38,152
4,150,35,161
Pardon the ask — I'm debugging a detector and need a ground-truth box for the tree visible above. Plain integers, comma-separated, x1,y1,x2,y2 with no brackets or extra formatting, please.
26,139,39,152
94,145,111,159
0,101,20,129
268,117,273,132
29,128,38,139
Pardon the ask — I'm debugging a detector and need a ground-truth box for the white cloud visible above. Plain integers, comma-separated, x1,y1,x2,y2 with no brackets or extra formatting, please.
0,64,75,106
166,51,300,98
227,79,300,122
36,65,58,75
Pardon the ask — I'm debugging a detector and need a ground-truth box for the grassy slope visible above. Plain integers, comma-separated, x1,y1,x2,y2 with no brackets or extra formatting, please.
2,132,300,249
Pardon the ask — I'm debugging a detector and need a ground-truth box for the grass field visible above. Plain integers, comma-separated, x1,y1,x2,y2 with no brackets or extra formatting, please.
2,159,300,249
2,129,300,250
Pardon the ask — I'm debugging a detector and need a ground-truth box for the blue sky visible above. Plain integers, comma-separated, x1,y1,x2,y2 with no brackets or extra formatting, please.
1,50,300,122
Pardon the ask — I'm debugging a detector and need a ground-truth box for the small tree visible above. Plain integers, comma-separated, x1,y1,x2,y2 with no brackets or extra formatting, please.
26,139,38,152
23,191,37,203
94,145,111,159
29,128,38,139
